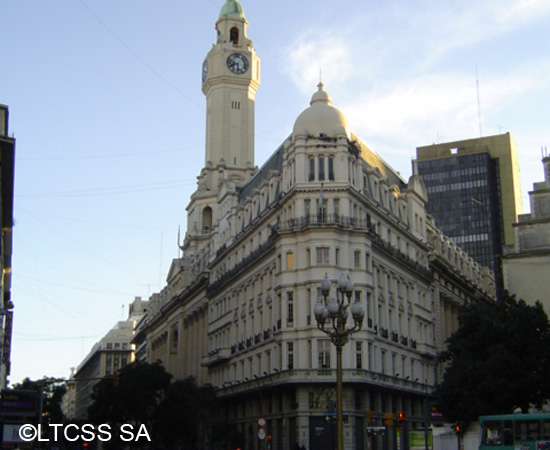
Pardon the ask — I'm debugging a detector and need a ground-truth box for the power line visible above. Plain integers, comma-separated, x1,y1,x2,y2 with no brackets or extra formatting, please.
17,179,195,198
77,0,203,110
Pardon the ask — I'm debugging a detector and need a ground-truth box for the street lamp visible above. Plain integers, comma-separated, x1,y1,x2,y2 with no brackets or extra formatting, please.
314,273,365,450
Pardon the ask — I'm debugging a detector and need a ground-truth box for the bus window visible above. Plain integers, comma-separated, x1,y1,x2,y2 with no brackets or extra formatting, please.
516,421,541,441
543,420,550,440
484,421,503,445
503,421,513,446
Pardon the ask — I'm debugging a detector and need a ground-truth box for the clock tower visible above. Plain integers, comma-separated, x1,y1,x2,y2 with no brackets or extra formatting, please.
201,0,260,182
182,0,260,257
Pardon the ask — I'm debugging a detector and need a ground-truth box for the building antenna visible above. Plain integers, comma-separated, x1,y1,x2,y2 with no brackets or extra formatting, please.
476,66,483,137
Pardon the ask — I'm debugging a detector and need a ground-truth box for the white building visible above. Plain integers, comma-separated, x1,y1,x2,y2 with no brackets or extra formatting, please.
502,152,550,310
73,296,147,419
143,2,495,450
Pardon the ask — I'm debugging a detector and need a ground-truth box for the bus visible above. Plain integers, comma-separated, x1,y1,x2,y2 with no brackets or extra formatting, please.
479,413,550,450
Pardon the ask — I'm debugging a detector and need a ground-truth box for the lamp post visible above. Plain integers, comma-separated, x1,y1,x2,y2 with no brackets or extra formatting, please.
314,273,365,450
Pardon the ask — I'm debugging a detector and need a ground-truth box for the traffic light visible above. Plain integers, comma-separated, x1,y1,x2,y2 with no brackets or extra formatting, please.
454,424,463,435
397,411,405,426
366,409,372,424
384,412,394,427
114,372,121,386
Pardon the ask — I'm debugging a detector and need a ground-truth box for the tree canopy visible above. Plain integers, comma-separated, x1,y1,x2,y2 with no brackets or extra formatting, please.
435,292,550,426
88,361,172,428
12,376,67,424
88,363,222,450
155,377,217,449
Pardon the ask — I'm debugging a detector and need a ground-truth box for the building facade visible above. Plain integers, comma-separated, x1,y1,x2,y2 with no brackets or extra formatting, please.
73,297,147,419
0,104,15,390
142,2,496,450
414,134,523,297
502,152,550,310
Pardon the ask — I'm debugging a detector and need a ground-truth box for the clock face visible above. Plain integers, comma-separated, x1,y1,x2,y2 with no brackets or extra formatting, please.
226,53,249,74
202,60,208,82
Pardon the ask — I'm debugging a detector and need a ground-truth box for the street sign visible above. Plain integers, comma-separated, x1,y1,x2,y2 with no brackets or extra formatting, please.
258,418,266,427
258,429,266,440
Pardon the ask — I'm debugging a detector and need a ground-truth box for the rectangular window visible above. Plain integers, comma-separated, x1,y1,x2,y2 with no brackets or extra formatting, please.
354,250,361,268
287,292,294,326
355,341,363,369
309,158,315,181
516,421,541,441
318,340,331,368
287,342,294,369
318,156,325,181
335,248,340,266
287,252,294,270
316,247,329,265
328,156,334,180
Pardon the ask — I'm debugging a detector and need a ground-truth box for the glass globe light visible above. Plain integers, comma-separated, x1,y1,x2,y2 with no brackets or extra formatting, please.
351,301,365,321
314,302,326,320
338,273,348,292
327,298,339,317
320,273,332,296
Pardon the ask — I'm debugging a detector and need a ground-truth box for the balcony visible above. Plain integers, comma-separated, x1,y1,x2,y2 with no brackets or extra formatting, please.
202,348,231,367
216,368,428,396
417,342,437,358
273,214,376,234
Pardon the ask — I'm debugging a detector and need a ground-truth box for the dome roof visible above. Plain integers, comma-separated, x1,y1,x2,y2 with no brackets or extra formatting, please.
292,83,351,140
219,0,246,21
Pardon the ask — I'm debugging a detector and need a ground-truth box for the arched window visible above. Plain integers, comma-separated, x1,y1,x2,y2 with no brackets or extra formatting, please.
202,206,213,231
230,27,239,45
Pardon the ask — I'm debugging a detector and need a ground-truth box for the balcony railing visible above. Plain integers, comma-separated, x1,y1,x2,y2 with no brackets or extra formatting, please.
273,214,376,234
202,347,231,367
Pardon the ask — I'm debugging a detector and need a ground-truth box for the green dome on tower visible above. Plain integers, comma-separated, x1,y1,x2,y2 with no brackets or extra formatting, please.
219,0,246,21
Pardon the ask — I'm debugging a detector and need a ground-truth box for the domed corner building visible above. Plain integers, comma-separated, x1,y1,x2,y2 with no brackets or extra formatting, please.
141,1,496,450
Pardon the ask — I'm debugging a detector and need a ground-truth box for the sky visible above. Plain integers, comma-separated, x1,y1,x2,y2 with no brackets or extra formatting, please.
1,0,549,384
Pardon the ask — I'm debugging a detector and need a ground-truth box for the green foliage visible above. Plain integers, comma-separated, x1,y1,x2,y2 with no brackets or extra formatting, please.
435,293,550,425
88,363,221,450
155,376,217,449
12,376,67,424
88,361,172,428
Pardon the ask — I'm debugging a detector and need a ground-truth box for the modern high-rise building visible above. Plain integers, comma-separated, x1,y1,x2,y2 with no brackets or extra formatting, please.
413,133,523,297
0,104,15,390
139,2,496,450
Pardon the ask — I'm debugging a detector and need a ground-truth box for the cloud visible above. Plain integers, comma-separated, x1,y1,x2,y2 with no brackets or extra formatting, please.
284,30,354,94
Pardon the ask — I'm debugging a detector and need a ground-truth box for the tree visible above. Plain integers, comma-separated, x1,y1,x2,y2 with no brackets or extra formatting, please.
88,361,172,447
435,292,550,426
12,376,67,424
155,376,217,450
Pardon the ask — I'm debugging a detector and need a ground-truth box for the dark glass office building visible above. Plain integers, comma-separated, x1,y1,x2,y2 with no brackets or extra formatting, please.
414,134,523,298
